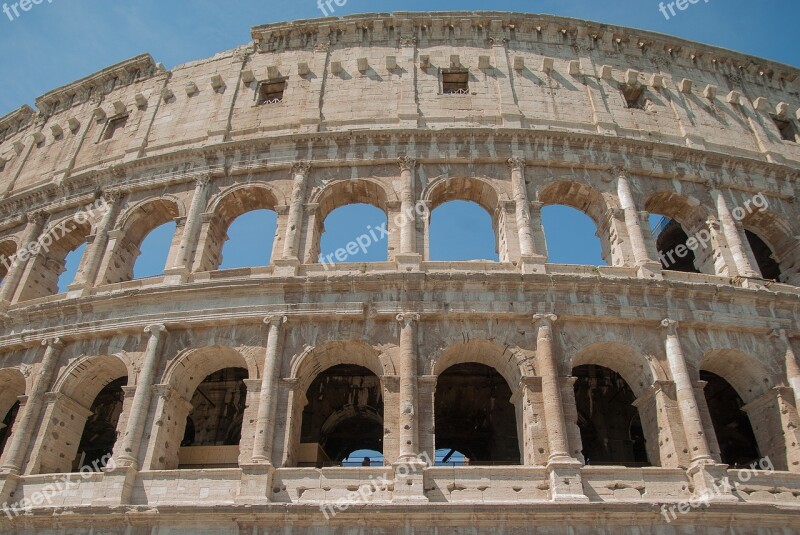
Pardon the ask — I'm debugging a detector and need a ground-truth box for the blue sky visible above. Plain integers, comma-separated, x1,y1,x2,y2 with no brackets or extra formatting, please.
1,1,794,288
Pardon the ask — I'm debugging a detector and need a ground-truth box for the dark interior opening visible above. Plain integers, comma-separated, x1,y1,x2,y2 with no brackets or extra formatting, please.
745,230,782,281
72,377,127,471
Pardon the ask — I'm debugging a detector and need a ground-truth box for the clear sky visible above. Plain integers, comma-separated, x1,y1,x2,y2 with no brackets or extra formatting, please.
1,1,795,287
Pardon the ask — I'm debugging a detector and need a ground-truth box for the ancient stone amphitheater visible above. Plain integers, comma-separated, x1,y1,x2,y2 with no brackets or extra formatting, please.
0,10,798,534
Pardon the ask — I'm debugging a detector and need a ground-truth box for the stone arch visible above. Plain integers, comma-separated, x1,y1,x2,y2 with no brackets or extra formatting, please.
739,206,800,284
645,191,718,275
0,368,26,462
148,346,254,470
0,238,18,280
31,354,130,474
700,349,772,405
430,339,530,389
538,181,619,266
305,178,391,264
289,339,387,393
569,341,661,398
16,214,94,301
195,184,281,272
102,196,182,284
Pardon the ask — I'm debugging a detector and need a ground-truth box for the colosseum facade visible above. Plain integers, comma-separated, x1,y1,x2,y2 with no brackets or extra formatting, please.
0,10,799,534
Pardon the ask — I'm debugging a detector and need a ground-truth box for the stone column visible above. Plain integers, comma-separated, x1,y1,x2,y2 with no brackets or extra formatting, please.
773,329,800,407
396,157,420,270
660,319,714,465
0,338,63,474
397,313,421,461
281,162,311,262
251,315,288,464
710,187,758,278
613,168,661,277
171,175,212,276
0,212,47,308
418,375,437,464
69,191,124,295
114,324,166,469
508,158,536,258
532,314,571,463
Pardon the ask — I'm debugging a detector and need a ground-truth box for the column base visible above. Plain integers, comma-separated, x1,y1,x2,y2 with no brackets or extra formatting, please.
636,261,664,281
518,255,547,275
92,465,138,507
391,460,428,503
731,275,771,291
546,461,589,502
236,463,275,504
162,267,190,285
272,258,301,277
395,253,421,272
686,461,740,503
0,472,21,505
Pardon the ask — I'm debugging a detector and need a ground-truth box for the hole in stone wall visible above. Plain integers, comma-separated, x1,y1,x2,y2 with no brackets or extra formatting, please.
0,401,20,457
700,370,761,467
220,209,278,269
434,363,520,465
650,215,701,273
442,69,469,94
745,229,782,281
319,204,388,265
620,83,646,110
133,221,176,279
72,377,127,472
57,242,87,293
772,116,799,143
300,364,384,467
257,80,286,105
183,368,248,447
102,115,128,141
542,205,605,265
573,364,649,467
429,201,498,261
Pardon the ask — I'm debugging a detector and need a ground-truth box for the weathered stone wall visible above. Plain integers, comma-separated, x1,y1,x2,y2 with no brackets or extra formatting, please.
0,10,798,534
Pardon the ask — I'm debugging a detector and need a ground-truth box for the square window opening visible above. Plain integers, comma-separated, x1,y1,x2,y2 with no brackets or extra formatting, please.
258,80,287,105
620,84,646,110
102,115,128,141
772,116,798,142
443,70,469,95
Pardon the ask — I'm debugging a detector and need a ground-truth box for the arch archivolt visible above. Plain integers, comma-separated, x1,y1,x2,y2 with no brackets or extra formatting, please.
422,175,506,215
206,183,281,222
428,339,533,389
289,339,391,393
161,345,256,400
116,195,183,244
51,354,132,408
0,367,26,424
310,177,393,221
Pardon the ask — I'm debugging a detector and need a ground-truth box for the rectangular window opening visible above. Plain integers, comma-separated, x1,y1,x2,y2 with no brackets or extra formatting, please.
102,115,128,141
258,80,286,105
620,84,646,110
442,70,469,95
772,116,799,142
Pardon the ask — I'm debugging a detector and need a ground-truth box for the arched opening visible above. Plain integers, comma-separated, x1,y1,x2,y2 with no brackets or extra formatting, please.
17,218,93,301
299,364,384,467
133,222,176,279
700,370,761,467
178,367,248,469
0,401,20,457
319,204,388,265
73,376,126,472
104,199,179,284
434,363,520,465
542,205,604,265
573,364,649,467
0,240,17,283
645,192,717,275
429,201,498,261
0,369,25,461
34,356,128,475
649,214,700,273
745,229,782,281
220,210,278,269
196,186,280,272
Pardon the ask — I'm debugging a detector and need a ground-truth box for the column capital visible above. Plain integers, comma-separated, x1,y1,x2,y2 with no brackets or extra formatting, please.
194,173,212,188
27,211,47,226
144,323,167,337
532,313,558,325
264,315,288,328
660,318,679,333
604,165,629,181
100,189,126,203
41,337,64,349
291,161,312,176
506,157,527,172
398,156,417,172
396,312,421,326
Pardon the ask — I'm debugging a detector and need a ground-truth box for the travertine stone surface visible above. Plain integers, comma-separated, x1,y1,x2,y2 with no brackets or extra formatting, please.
0,10,798,534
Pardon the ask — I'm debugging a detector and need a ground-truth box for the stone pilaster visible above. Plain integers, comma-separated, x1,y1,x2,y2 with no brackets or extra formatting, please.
509,158,545,274
167,175,211,281
280,162,311,264
251,315,287,464
0,211,46,309
612,167,662,278
68,191,124,296
396,157,421,270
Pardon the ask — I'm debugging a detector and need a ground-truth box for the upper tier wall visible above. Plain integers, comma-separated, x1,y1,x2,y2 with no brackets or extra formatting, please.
0,11,799,205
